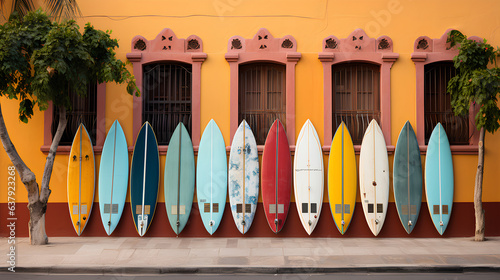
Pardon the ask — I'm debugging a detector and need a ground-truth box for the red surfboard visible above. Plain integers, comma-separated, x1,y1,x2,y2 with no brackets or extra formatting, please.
262,119,292,233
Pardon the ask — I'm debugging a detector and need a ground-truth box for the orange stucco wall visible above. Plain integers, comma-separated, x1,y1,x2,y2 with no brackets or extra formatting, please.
1,0,499,236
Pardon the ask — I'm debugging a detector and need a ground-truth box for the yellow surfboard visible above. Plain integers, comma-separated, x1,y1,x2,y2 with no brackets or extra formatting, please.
328,122,357,235
67,124,95,236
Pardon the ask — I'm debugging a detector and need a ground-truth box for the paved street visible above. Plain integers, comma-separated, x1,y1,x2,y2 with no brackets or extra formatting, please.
1,237,500,275
2,273,500,280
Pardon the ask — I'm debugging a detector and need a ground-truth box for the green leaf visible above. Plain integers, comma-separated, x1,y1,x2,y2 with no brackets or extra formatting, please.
448,31,500,133
1,10,139,123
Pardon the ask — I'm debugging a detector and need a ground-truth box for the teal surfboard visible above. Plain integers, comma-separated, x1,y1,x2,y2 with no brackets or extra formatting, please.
165,122,195,235
196,119,227,235
98,120,129,235
130,122,160,236
425,123,454,235
393,121,422,234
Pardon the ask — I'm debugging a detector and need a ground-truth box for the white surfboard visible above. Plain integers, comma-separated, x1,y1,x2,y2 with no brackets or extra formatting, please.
228,120,259,234
294,120,324,235
359,119,389,236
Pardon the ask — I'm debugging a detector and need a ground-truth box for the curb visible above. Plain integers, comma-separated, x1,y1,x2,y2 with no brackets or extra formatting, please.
14,265,500,275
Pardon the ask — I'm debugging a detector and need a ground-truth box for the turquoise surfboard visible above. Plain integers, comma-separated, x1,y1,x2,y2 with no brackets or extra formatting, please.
393,121,422,234
425,123,454,235
98,120,129,235
165,122,195,235
196,119,227,235
130,122,160,236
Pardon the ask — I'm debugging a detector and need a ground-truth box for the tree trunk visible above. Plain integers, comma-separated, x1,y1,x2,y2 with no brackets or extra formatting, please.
474,127,485,241
0,103,67,245
28,201,48,245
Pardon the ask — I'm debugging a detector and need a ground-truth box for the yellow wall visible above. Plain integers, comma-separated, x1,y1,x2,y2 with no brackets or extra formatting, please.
2,0,500,204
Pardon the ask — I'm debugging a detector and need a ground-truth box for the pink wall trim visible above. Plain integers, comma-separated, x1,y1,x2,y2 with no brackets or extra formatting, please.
225,28,301,146
319,29,398,147
126,28,206,146
411,29,481,150
41,83,106,154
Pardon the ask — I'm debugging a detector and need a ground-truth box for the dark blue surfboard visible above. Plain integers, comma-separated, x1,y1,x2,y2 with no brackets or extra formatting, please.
130,122,160,236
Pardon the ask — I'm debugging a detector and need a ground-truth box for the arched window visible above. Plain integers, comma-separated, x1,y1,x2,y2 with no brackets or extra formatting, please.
127,29,206,149
319,29,398,148
412,30,481,152
226,28,300,147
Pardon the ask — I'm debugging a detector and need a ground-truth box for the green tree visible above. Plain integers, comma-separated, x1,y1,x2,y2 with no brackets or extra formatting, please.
447,30,500,241
0,10,138,245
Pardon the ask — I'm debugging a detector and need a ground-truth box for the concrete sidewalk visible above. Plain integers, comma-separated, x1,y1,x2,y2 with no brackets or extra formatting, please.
2,237,500,274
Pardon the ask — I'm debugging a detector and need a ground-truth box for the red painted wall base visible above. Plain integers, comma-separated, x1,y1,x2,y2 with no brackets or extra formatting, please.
1,202,499,238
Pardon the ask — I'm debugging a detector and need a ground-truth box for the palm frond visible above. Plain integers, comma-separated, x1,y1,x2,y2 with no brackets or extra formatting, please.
44,0,81,21
4,0,37,18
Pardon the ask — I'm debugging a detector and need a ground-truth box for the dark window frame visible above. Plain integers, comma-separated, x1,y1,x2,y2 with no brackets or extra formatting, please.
424,62,469,145
142,62,193,146
332,62,381,144
52,83,98,146
238,62,286,145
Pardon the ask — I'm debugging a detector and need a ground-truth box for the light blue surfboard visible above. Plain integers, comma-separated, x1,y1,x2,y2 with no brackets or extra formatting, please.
393,121,422,234
165,122,195,235
228,120,259,234
425,123,454,235
98,120,129,235
196,119,227,235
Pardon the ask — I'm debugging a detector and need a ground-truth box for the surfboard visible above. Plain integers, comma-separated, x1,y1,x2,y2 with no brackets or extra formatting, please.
328,121,357,235
425,123,454,235
294,119,324,235
165,122,195,236
228,120,259,234
130,122,160,237
67,123,95,236
393,121,422,234
98,120,129,236
196,119,227,235
359,119,389,236
262,119,292,233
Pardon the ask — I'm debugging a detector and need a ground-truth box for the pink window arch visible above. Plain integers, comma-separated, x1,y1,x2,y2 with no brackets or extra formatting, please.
411,29,480,154
319,29,398,150
126,28,206,150
225,28,301,147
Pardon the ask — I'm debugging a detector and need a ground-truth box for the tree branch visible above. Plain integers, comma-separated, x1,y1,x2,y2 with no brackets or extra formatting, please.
0,102,39,203
39,105,67,204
